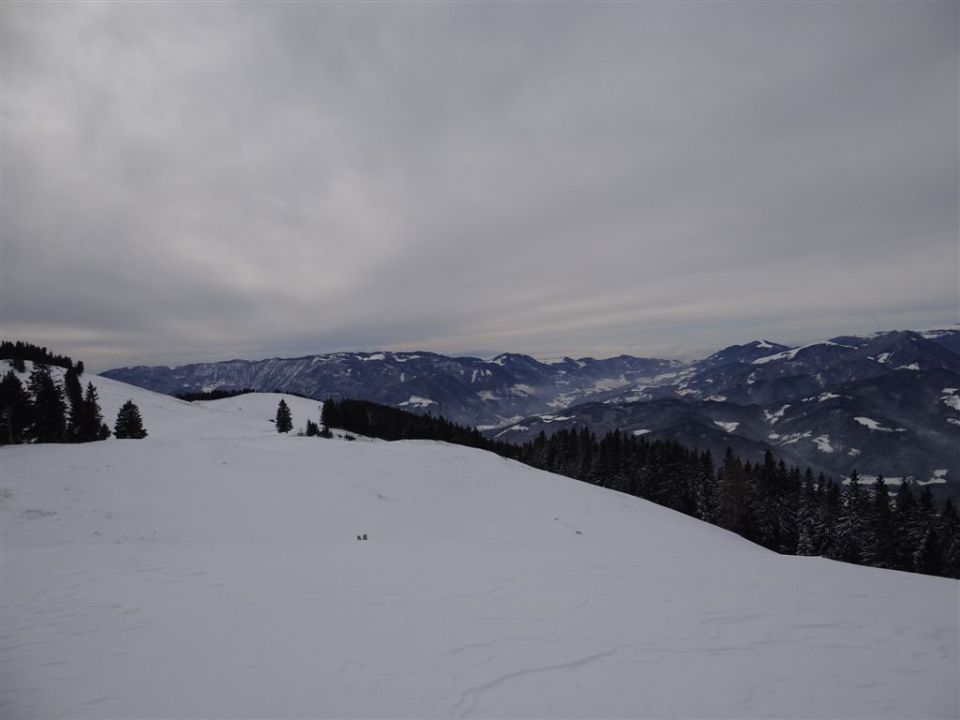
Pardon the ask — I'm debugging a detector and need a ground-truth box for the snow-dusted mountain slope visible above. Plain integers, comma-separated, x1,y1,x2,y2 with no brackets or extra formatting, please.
496,332,960,496
101,351,682,428
1,378,957,718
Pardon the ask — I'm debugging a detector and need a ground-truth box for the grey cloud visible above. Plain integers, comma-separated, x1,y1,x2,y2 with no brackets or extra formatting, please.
1,1,956,370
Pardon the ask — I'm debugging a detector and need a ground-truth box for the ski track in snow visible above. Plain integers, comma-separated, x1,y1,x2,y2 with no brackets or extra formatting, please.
450,648,619,718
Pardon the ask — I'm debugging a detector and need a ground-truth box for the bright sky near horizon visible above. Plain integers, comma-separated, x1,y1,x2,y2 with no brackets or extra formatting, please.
2,1,957,370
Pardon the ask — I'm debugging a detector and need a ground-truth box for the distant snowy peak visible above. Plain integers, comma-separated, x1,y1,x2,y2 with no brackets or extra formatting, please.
848,331,960,375
920,327,960,354
697,340,792,370
751,340,859,366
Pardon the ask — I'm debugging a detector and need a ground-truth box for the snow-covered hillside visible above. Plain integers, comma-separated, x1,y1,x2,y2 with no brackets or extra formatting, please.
2,360,325,439
1,376,957,718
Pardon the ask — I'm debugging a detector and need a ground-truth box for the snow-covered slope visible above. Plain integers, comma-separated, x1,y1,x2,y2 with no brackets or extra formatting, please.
1,361,324,439
1,377,957,718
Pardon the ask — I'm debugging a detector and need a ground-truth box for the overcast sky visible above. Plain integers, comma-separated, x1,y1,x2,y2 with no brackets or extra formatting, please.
2,2,957,370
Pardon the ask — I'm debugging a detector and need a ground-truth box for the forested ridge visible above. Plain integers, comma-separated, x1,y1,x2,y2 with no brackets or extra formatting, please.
1,342,143,444
322,398,960,578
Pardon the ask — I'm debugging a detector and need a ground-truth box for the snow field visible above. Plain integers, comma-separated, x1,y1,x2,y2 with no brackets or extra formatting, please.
1,375,958,718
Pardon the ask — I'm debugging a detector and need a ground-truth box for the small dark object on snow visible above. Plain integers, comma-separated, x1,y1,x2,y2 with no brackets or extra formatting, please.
363,533,368,541
576,530,582,535
356,535,361,541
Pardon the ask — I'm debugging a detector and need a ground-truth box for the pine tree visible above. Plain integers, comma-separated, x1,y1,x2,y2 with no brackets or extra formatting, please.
862,476,896,568
892,480,922,570
717,448,753,539
114,400,147,439
305,419,320,436
63,366,85,441
916,528,944,576
275,399,293,433
938,498,960,578
795,470,819,556
818,479,843,560
78,383,110,441
321,398,338,429
834,473,866,563
0,370,31,444
693,450,716,524
28,363,67,442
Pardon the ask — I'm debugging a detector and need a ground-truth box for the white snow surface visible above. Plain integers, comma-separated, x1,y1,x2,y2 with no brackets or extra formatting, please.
199,393,323,434
398,395,438,409
854,416,906,433
1,378,958,719
931,469,949,484
713,421,739,433
844,474,947,488
941,388,960,412
812,435,835,453
764,404,791,424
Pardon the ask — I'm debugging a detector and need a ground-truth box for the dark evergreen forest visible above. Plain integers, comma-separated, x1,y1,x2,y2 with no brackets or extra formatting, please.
322,398,960,579
175,388,255,402
0,340,76,371
0,342,137,444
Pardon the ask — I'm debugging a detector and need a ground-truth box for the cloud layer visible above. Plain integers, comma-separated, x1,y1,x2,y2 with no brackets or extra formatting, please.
2,2,957,369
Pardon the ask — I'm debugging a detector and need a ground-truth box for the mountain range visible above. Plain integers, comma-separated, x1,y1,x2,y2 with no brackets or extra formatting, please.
104,327,960,496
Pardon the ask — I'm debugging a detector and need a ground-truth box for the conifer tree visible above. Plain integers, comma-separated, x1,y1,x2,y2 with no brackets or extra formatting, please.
63,366,85,441
834,473,866,563
818,479,843,560
916,528,943,576
938,498,960,578
321,398,338,429
114,400,147,439
795,470,819,556
862,476,896,568
28,363,66,442
892,480,924,570
693,451,716,524
718,448,753,538
275,399,293,433
78,383,110,441
0,370,31,444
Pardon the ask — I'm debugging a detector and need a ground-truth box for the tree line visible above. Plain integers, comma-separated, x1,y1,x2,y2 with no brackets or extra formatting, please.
1,340,76,371
1,343,147,443
516,428,959,578
320,398,510,451
175,388,255,402
320,398,960,579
